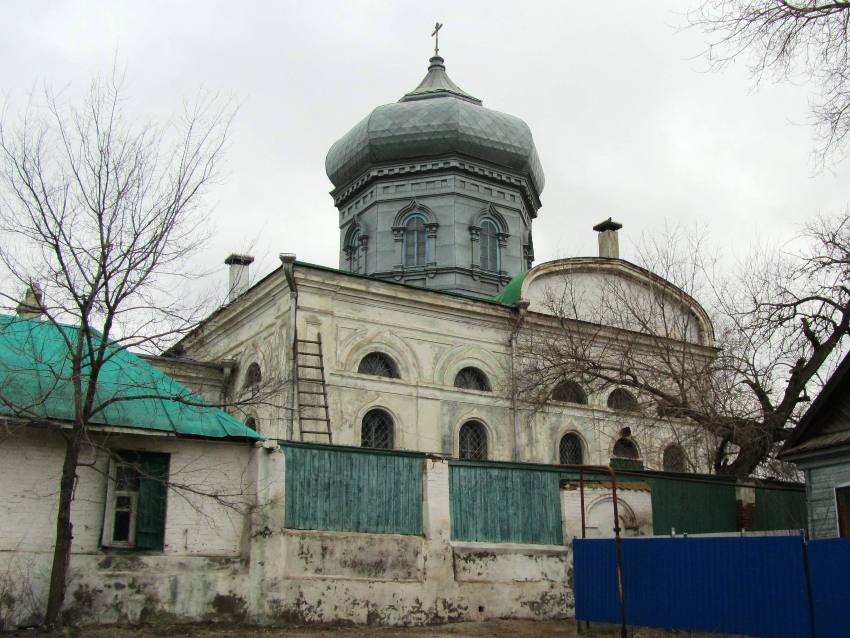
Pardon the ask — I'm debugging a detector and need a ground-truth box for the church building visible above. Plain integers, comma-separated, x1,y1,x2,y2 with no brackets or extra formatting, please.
169,50,715,473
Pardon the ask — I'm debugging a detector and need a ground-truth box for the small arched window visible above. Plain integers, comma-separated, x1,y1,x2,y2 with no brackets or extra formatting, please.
458,421,488,460
404,214,427,268
361,409,394,449
480,219,499,272
612,437,640,460
608,388,638,411
357,352,400,379
552,380,587,404
348,229,362,274
662,444,688,472
245,416,258,433
559,433,584,465
244,362,261,392
454,367,491,392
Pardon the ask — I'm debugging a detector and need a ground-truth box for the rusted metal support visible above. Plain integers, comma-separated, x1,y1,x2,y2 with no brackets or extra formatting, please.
560,463,627,638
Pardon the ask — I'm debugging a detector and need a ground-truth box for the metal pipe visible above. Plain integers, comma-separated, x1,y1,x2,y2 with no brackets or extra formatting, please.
559,463,627,638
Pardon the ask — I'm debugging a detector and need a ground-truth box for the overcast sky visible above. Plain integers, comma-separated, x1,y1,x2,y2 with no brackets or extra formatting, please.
4,1,850,292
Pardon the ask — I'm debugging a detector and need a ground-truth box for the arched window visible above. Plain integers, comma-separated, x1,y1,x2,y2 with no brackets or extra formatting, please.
348,229,362,274
357,352,400,379
559,433,584,465
245,416,258,433
361,409,394,449
458,421,488,460
404,214,427,268
607,388,638,411
552,380,587,404
244,362,261,392
480,219,499,272
612,437,640,460
662,444,687,472
454,367,491,392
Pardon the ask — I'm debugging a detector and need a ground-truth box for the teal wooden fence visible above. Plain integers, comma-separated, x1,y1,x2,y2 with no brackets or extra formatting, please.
755,485,807,532
282,442,424,535
449,461,563,545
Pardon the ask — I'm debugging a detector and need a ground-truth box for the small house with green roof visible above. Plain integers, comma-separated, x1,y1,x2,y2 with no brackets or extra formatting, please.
0,311,262,628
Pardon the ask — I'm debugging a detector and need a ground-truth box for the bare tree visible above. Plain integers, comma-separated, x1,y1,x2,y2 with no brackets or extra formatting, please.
0,75,235,626
690,1,850,161
515,216,850,478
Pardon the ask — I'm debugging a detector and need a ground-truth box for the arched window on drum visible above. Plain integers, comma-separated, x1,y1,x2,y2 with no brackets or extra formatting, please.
479,219,499,272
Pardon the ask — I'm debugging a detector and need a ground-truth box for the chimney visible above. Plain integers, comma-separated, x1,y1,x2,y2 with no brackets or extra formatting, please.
224,254,254,302
16,283,44,319
592,218,623,259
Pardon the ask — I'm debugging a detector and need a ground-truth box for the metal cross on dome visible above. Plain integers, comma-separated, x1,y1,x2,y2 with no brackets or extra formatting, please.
431,22,443,56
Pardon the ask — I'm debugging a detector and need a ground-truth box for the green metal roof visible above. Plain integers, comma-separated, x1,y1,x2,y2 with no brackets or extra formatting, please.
492,271,528,306
0,315,260,441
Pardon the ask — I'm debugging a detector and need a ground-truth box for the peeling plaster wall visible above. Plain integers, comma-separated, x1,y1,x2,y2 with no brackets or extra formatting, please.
1,433,663,629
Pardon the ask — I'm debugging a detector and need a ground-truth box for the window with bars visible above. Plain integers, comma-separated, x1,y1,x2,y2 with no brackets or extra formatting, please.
357,352,400,379
459,421,488,460
102,451,170,550
361,409,394,449
552,380,587,404
404,214,427,268
348,229,362,273
607,388,638,411
454,367,491,392
662,444,687,472
244,362,262,392
559,433,584,465
480,219,499,272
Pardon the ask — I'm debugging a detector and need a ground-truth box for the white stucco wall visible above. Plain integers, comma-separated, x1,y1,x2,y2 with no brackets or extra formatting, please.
175,264,712,473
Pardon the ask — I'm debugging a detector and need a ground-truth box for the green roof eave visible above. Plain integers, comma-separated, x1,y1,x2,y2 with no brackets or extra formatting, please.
0,315,261,442
492,271,528,306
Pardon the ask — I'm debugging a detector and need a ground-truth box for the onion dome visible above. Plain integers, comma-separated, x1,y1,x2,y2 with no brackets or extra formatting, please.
325,56,545,197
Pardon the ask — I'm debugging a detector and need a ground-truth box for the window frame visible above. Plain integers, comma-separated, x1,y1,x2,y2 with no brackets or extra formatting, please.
360,408,395,450
479,218,500,273
551,380,588,405
835,483,850,538
453,366,491,392
101,452,170,551
357,352,401,379
102,458,141,548
458,420,488,460
607,388,638,412
662,443,688,473
559,432,584,465
347,228,363,273
403,213,428,268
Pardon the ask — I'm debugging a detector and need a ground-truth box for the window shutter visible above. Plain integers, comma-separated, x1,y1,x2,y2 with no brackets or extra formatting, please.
135,452,170,550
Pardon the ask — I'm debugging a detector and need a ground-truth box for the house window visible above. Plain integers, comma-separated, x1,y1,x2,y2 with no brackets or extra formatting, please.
837,485,850,537
559,433,584,465
348,229,362,273
480,219,499,272
454,367,491,392
404,214,427,267
662,444,687,472
361,408,394,449
552,380,587,404
245,416,258,432
357,352,400,379
608,388,638,411
102,452,170,550
459,421,488,460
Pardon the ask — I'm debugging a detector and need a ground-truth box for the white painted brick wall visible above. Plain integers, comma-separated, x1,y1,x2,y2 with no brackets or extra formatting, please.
0,428,253,557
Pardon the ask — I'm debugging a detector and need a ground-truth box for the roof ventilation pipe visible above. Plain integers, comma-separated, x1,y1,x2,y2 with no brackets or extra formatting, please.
593,218,623,259
224,254,254,302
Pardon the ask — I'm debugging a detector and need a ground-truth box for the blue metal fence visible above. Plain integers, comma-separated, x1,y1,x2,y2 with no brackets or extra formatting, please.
574,535,850,638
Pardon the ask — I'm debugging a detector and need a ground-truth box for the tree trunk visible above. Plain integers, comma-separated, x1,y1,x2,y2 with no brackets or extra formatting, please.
44,429,82,627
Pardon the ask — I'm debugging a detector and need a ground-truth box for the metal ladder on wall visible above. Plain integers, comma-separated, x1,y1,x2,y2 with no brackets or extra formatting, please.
294,334,333,443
